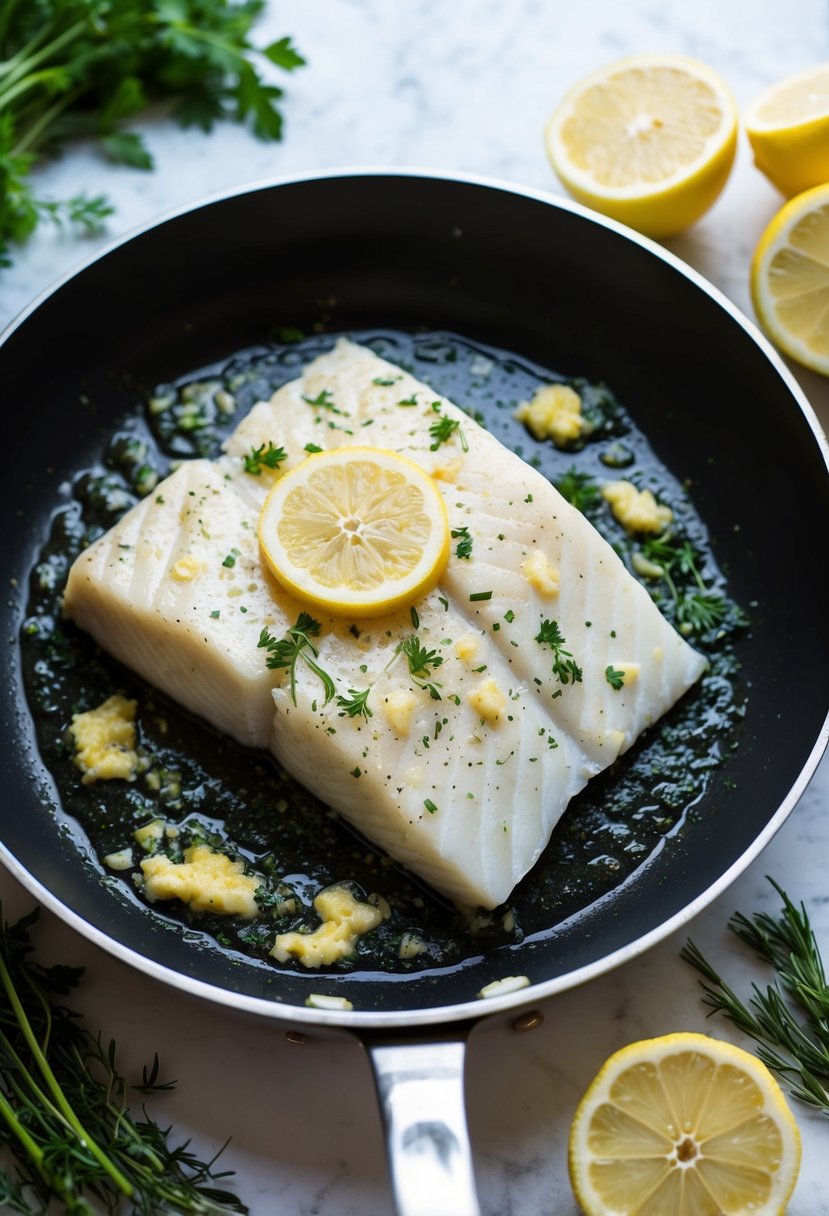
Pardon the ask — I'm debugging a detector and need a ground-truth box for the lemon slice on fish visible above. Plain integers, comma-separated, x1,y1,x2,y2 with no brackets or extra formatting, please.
258,446,450,618
568,1031,801,1216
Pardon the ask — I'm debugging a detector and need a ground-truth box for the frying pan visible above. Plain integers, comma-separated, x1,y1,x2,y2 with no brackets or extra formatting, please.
2,170,828,1216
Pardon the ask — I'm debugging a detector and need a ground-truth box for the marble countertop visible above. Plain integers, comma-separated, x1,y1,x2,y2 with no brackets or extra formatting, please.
2,2,829,1212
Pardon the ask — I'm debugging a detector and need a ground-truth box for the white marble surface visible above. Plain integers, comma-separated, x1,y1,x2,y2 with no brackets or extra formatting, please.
2,2,829,1213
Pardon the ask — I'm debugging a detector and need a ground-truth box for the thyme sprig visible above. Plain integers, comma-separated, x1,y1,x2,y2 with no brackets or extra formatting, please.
258,613,335,706
682,878,829,1111
0,906,247,1213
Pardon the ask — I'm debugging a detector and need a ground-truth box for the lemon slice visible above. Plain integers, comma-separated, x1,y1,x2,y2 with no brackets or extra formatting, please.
569,1032,801,1216
745,64,829,198
750,182,829,376
258,446,450,618
544,54,738,237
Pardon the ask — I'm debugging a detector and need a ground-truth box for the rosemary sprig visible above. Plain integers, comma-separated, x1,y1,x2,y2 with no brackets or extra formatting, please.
682,878,829,1111
0,905,247,1213
258,613,336,706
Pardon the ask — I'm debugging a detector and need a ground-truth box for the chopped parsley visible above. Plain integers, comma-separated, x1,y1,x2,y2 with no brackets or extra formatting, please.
424,799,438,814
469,590,492,602
304,442,323,454
554,466,602,514
429,412,468,452
451,525,473,560
605,665,625,690
221,547,241,568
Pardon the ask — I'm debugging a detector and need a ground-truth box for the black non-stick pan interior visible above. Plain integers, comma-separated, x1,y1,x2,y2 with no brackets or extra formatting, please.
2,173,828,1018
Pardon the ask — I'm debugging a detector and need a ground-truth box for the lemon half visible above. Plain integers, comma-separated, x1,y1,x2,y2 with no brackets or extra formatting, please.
751,182,829,376
745,63,829,198
569,1032,801,1216
545,54,738,237
258,446,450,618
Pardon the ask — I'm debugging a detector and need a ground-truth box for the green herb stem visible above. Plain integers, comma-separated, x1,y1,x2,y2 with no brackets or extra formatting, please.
0,951,135,1200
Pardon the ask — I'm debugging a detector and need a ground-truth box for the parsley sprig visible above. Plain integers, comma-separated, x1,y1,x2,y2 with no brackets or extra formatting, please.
640,533,746,637
683,879,829,1112
428,407,468,452
0,0,304,267
243,441,287,475
258,613,335,706
0,906,247,1212
399,635,443,700
535,618,583,686
336,687,373,720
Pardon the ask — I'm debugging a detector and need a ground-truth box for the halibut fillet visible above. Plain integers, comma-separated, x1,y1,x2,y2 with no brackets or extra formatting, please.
64,340,706,908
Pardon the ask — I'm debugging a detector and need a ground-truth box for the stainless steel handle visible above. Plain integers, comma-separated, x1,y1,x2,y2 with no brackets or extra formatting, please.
366,1034,482,1216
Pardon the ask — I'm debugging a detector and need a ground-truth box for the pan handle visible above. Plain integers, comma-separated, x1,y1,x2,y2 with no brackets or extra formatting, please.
364,1027,482,1216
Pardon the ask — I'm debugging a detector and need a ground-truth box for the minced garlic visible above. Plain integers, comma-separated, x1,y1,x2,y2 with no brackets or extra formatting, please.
467,677,507,725
382,688,420,736
70,694,139,785
515,384,583,447
602,480,673,534
271,884,386,968
140,844,261,918
171,555,207,581
522,550,560,597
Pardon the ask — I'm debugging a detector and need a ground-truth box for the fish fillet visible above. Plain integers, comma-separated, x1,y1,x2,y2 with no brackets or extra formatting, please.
64,339,706,908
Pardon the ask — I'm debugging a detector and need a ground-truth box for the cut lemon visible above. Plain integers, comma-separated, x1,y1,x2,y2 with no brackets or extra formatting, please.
745,63,829,198
544,55,738,238
751,182,829,376
569,1032,801,1216
258,446,450,618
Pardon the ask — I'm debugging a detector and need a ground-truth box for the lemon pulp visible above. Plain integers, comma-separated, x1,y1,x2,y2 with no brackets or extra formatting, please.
545,54,737,237
258,446,450,617
569,1032,801,1216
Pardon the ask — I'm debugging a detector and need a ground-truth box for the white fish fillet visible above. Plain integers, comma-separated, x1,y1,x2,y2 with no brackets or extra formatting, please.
64,339,706,908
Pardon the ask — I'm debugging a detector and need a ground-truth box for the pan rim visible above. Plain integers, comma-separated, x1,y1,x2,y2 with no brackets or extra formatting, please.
3,166,828,1030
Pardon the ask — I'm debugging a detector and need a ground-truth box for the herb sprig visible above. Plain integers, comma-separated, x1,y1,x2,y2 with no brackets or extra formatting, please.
535,618,583,686
258,614,335,706
0,905,247,1212
682,879,829,1112
399,636,443,700
243,441,287,475
0,0,304,267
639,533,746,638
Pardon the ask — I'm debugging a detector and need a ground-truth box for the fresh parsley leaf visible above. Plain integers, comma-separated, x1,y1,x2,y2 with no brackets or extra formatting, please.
0,0,304,266
429,413,468,451
337,687,373,720
605,665,625,690
243,441,288,475
451,525,473,559
535,618,583,685
399,635,443,700
258,615,335,706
